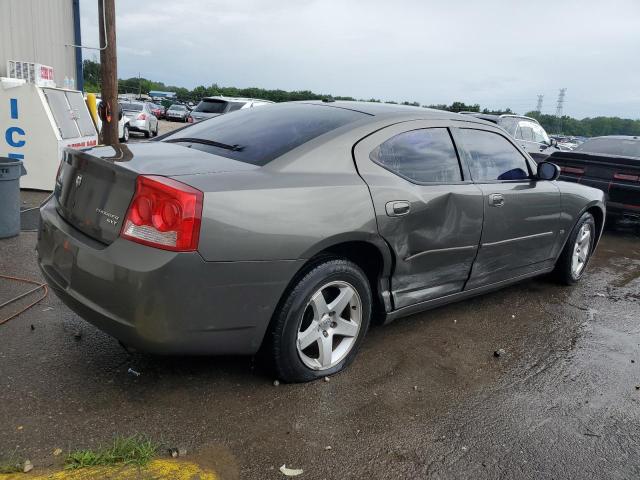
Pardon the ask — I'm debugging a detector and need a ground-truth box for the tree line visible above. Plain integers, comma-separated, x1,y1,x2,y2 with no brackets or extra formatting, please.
83,59,640,137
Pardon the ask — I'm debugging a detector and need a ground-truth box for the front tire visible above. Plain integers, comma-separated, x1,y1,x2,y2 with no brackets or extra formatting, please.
120,124,129,143
271,259,372,383
554,212,596,285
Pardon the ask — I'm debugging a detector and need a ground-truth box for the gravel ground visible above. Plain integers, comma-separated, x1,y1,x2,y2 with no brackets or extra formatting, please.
1,192,639,479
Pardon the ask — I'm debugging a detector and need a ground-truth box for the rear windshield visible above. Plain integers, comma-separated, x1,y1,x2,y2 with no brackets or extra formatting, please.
193,99,228,114
575,137,640,158
121,102,143,111
169,105,186,110
163,103,368,165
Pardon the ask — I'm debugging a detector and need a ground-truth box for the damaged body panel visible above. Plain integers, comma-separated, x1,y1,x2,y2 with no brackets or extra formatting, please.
37,101,605,363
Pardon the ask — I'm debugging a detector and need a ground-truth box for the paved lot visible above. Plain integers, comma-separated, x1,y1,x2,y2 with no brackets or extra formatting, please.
129,118,185,141
1,193,639,478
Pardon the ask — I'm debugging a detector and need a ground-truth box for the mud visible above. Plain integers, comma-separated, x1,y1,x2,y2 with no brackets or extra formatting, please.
1,200,639,479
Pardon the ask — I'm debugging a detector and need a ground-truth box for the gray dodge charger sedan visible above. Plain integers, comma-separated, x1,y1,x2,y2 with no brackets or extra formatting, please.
37,101,605,382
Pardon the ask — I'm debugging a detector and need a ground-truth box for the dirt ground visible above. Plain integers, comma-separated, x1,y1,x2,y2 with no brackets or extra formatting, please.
1,192,639,479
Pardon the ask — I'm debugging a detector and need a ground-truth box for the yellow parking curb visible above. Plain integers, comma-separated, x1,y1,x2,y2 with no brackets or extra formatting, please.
0,459,217,480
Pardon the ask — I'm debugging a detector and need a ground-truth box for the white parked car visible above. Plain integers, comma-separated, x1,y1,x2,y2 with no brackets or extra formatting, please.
189,96,274,122
120,101,159,138
96,101,131,143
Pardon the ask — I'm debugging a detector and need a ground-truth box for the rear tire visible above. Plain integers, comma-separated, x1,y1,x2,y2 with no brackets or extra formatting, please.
271,259,372,383
153,122,159,137
144,127,151,139
120,124,129,143
554,212,596,285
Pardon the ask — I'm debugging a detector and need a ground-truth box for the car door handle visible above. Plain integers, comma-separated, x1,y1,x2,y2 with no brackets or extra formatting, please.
488,193,504,207
385,201,411,217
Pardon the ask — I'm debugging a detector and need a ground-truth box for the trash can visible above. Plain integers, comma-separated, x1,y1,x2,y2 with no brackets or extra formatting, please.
0,157,27,238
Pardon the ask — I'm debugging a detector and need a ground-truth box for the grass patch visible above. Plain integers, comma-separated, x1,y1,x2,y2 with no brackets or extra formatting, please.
0,462,22,474
65,436,157,470
0,450,23,474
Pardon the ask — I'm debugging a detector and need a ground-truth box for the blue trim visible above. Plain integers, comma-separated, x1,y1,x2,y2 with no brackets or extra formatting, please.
72,0,83,91
8,153,24,160
10,98,18,119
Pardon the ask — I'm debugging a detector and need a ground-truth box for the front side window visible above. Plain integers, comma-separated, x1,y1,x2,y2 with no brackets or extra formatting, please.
370,128,462,183
458,129,530,181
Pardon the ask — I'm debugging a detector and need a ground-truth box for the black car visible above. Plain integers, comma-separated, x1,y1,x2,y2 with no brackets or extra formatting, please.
550,136,640,221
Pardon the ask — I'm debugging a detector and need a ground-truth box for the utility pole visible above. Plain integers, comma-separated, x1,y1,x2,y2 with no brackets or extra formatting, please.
535,94,544,113
99,0,119,145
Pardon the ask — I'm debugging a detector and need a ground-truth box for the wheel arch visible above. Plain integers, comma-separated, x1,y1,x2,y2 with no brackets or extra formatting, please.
260,234,394,351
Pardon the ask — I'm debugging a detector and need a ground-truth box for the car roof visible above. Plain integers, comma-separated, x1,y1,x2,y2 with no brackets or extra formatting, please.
201,96,275,103
291,100,497,127
459,112,540,125
588,135,640,141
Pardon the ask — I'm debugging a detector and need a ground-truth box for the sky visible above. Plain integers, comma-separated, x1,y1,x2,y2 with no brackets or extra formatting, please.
80,0,640,119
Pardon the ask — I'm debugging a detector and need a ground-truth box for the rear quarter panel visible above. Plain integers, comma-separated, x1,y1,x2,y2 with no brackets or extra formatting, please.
176,137,379,262
554,180,606,257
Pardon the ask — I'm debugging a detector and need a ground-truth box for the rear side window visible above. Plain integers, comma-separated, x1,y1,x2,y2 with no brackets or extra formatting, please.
226,102,246,112
121,102,143,111
370,128,462,183
163,103,367,165
458,129,530,181
193,99,228,114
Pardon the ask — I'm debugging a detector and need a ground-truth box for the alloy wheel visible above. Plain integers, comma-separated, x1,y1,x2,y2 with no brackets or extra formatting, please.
571,223,592,277
296,281,362,371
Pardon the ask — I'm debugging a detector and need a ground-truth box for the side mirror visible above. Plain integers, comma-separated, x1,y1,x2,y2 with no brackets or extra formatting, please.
549,138,558,147
537,161,560,181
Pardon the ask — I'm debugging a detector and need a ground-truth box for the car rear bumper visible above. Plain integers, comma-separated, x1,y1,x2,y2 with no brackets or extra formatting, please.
128,119,149,132
36,198,303,355
559,174,640,218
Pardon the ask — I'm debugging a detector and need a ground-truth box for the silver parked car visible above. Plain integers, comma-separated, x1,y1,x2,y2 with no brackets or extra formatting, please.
189,96,274,122
165,104,190,122
120,101,159,138
37,102,604,382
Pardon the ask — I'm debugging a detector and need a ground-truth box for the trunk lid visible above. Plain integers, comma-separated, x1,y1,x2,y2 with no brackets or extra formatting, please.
551,151,640,181
54,142,257,245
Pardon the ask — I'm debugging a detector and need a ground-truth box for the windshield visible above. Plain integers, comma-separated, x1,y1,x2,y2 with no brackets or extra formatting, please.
163,103,367,166
193,99,228,114
575,137,640,158
121,102,143,111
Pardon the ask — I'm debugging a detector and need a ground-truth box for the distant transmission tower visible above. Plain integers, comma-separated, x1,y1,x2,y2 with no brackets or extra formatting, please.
535,94,544,113
555,88,566,117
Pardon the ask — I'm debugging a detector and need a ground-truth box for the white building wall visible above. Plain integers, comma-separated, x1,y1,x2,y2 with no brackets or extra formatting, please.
0,0,78,87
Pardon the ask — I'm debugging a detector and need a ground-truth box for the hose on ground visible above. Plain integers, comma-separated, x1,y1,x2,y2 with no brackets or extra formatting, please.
0,274,49,325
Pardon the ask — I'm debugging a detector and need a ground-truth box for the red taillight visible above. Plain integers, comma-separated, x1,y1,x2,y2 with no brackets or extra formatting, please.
613,172,639,182
137,113,147,120
121,175,203,251
560,166,584,175
187,115,194,123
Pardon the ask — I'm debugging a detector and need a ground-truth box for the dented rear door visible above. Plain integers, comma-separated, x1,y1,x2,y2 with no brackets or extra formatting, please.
353,120,483,310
